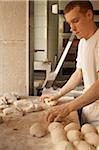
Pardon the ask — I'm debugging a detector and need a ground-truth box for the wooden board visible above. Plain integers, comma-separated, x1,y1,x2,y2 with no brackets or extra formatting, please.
0,96,80,150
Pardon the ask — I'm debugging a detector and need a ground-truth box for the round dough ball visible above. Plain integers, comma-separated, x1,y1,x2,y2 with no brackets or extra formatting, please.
81,123,96,135
55,140,76,150
30,122,47,138
48,122,63,132
51,127,67,144
44,98,58,106
67,130,82,142
64,122,80,132
84,132,99,147
75,140,94,150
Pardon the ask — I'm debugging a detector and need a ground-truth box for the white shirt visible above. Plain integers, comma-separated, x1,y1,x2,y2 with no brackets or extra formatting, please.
77,29,99,90
76,29,99,125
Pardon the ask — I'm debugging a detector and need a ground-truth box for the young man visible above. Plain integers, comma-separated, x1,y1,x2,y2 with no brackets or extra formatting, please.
41,1,99,126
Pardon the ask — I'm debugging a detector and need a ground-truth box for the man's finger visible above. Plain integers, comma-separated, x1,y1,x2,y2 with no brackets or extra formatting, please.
54,114,62,122
47,113,55,123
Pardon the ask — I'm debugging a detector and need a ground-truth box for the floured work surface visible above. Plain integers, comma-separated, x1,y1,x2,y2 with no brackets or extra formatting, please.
0,96,80,150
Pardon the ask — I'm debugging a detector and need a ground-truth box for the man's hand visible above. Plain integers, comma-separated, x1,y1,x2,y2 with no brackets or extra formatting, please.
46,103,71,123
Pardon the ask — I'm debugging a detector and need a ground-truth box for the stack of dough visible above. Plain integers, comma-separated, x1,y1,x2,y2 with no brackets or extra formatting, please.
14,99,43,113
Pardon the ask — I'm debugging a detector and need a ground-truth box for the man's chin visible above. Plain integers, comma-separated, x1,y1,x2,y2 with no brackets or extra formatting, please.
75,34,81,39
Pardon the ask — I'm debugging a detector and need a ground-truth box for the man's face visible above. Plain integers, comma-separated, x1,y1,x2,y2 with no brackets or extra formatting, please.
64,6,93,39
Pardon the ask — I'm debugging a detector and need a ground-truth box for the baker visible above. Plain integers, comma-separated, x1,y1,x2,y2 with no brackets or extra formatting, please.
40,0,99,126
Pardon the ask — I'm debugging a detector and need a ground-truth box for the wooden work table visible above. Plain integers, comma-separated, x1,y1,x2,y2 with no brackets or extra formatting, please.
0,96,80,150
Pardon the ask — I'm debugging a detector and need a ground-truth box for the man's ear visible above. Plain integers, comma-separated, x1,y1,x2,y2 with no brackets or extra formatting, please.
86,9,93,20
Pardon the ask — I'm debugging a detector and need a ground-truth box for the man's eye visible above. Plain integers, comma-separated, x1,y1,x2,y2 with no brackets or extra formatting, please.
73,19,79,23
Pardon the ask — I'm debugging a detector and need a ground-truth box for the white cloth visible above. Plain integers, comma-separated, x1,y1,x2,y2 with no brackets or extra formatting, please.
76,29,99,126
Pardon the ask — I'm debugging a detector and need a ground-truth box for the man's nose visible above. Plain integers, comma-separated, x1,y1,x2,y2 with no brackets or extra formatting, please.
70,24,76,32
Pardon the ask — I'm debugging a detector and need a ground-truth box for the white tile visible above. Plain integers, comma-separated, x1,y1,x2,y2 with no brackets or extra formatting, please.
34,27,47,39
34,38,47,50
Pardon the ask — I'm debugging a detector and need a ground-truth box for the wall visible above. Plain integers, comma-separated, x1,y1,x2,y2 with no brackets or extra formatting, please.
34,0,47,61
47,1,58,70
0,1,29,95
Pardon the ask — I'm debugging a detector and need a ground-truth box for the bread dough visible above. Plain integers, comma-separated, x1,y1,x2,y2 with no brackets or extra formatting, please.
75,140,95,150
55,140,75,150
3,107,16,116
84,132,99,147
48,122,64,132
67,130,82,142
14,99,35,113
64,122,80,132
48,122,67,144
3,93,18,104
44,98,58,106
51,127,67,144
30,122,47,138
81,123,96,135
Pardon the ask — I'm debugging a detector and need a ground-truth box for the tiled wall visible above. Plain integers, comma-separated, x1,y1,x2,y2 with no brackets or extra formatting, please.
34,0,47,61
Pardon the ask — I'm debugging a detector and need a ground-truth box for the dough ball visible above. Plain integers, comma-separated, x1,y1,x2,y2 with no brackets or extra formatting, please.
84,132,99,147
48,122,64,132
50,127,67,144
44,98,58,106
55,140,76,150
67,130,82,142
75,140,94,150
64,122,80,132
30,122,47,138
81,123,96,135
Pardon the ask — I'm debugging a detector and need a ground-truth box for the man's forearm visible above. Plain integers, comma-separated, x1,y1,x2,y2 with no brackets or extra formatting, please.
69,80,99,112
52,69,82,100
59,69,82,97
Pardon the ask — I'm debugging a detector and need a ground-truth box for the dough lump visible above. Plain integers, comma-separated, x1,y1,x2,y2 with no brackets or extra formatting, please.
67,130,82,142
44,98,58,106
64,122,80,132
81,123,96,135
30,122,47,138
48,122,63,132
55,140,75,150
